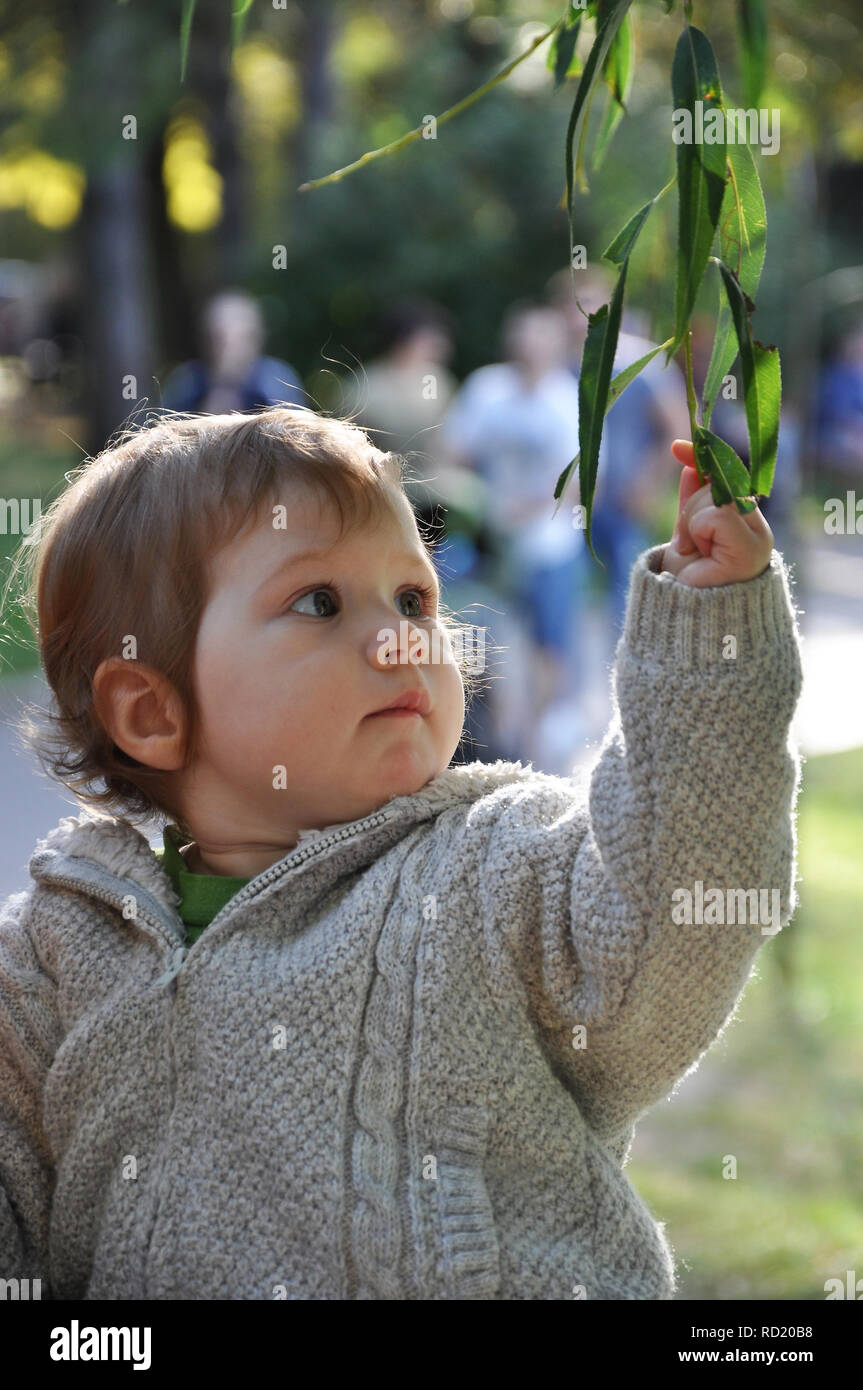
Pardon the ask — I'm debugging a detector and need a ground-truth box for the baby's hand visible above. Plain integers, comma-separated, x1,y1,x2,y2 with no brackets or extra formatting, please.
660,439,774,587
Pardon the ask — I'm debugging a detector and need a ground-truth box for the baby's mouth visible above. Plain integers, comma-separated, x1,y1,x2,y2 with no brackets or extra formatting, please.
365,688,431,718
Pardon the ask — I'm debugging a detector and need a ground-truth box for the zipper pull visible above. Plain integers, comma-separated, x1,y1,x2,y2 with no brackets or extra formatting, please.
152,945,187,987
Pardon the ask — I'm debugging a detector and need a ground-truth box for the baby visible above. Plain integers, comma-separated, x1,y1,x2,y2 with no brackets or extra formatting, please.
0,406,802,1300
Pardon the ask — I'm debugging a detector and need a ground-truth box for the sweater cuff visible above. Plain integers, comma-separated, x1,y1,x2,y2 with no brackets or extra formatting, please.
621,545,800,667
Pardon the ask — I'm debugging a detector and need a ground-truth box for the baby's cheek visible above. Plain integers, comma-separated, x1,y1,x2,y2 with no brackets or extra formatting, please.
435,648,467,738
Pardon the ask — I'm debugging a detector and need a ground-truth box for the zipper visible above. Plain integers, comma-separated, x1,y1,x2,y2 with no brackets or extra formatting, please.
145,806,396,1293
32,873,183,957
187,807,395,941
170,816,396,984
36,803,402,1296
34,805,399,988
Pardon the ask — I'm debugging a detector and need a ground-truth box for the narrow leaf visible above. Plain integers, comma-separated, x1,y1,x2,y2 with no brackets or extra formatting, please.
702,141,766,425
232,0,255,50
592,87,625,173
554,338,673,504
693,425,756,512
565,1,635,258
547,4,585,87
737,0,768,110
717,260,781,495
576,259,629,557
180,0,197,84
592,12,634,170
600,8,633,105
668,25,727,360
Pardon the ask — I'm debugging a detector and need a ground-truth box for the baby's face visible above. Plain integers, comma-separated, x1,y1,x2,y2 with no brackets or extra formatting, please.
182,481,465,842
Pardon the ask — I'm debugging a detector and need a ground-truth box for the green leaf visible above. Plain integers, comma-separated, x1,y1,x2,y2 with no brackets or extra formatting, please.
601,173,675,266
600,7,633,105
591,87,624,172
668,25,727,361
180,0,197,83
547,3,586,87
565,1,635,255
554,337,673,505
693,426,756,512
702,140,766,426
592,11,634,171
737,0,768,110
717,260,781,496
232,0,256,50
575,259,629,558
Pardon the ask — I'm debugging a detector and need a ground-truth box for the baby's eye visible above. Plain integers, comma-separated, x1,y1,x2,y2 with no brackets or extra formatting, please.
285,583,436,619
397,586,436,619
289,587,339,617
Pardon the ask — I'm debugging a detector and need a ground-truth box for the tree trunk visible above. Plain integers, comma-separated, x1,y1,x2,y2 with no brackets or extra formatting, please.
67,0,160,454
293,0,335,188
187,4,248,286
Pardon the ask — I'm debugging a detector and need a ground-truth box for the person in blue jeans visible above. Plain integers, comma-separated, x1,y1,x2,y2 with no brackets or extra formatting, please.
439,301,588,766
584,372,659,632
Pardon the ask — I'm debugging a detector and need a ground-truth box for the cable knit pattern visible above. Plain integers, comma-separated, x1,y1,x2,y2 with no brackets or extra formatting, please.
0,547,803,1300
350,859,418,1300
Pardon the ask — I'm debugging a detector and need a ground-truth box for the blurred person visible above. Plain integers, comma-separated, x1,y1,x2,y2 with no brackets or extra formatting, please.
338,297,459,482
814,323,863,477
338,296,467,599
439,300,586,769
159,289,307,415
547,265,689,626
338,298,498,759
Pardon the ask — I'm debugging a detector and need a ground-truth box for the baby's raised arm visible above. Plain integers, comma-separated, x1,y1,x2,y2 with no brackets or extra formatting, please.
475,454,803,1152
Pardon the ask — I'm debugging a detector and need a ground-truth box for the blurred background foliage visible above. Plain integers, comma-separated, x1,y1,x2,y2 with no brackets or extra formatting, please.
0,0,862,446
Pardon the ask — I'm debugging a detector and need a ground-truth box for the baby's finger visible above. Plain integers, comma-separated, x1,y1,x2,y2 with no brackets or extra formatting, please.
671,443,702,555
671,439,696,469
676,461,703,515
740,500,774,544
677,480,714,557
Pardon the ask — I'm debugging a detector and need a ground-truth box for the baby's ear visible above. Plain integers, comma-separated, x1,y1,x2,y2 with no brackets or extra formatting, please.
92,657,187,772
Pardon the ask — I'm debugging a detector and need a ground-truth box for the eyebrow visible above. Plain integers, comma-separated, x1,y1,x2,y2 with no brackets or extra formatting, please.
256,547,441,599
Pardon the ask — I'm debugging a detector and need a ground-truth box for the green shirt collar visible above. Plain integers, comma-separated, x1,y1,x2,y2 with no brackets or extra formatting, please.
156,824,251,930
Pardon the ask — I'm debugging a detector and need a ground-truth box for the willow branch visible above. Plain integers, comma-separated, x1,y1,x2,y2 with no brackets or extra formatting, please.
297,20,563,194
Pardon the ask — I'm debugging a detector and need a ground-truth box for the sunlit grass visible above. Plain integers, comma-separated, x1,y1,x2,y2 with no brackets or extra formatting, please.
630,747,863,1300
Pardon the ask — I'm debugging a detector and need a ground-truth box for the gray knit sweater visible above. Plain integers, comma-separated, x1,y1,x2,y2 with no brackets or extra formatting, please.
0,546,803,1300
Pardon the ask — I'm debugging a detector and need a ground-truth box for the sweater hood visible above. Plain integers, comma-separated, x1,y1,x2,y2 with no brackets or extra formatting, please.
26,758,548,933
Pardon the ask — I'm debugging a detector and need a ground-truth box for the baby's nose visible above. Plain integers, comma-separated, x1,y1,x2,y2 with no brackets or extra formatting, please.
367,616,426,669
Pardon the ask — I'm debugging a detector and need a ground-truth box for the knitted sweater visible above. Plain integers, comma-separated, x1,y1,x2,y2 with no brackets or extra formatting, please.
0,546,803,1300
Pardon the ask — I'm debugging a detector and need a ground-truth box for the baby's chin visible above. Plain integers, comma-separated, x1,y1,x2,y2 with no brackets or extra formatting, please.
348,749,444,814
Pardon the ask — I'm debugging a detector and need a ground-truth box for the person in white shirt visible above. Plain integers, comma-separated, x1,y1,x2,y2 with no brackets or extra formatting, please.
440,302,591,766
